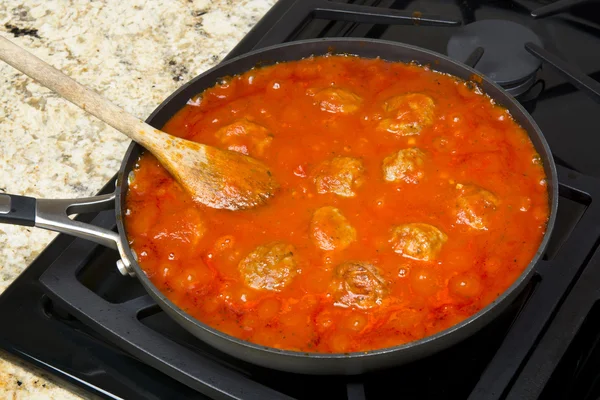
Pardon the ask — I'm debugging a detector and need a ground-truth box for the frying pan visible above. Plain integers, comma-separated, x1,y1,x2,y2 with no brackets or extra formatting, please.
0,38,558,375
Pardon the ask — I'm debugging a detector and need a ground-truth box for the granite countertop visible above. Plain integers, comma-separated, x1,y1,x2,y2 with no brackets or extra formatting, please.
0,0,276,398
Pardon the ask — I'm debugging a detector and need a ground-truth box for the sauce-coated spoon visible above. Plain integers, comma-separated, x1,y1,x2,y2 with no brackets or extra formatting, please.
0,35,278,210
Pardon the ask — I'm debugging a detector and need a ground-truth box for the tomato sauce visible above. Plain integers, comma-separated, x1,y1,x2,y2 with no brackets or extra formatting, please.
125,55,549,353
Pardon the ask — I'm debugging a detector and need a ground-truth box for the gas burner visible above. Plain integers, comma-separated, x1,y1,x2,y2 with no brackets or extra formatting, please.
447,19,543,97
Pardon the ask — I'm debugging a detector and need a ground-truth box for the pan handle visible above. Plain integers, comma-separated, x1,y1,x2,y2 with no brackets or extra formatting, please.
0,192,134,276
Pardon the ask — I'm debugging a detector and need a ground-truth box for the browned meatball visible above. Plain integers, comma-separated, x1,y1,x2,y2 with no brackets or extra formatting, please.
390,223,448,261
454,184,499,230
382,148,427,183
330,261,388,309
215,119,273,156
310,206,357,251
311,87,363,114
377,93,435,136
239,242,298,292
313,156,365,197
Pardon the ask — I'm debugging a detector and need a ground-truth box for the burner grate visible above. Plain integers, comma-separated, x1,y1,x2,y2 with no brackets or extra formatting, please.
35,164,600,400
227,0,460,59
469,167,600,400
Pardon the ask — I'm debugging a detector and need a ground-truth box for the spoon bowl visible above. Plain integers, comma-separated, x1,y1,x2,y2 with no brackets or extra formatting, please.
0,35,278,210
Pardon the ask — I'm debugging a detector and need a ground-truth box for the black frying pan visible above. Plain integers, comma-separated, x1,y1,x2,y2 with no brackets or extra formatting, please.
0,38,558,375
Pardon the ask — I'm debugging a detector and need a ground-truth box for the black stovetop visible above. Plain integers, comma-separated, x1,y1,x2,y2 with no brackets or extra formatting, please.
2,1,600,399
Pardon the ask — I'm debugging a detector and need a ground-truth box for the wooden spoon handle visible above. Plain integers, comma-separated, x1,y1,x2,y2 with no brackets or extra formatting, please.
0,35,158,148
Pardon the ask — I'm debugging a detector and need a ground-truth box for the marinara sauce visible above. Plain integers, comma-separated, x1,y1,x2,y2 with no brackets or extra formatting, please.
125,55,549,353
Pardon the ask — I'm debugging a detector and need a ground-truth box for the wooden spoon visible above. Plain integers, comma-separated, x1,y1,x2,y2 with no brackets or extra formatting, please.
0,35,278,211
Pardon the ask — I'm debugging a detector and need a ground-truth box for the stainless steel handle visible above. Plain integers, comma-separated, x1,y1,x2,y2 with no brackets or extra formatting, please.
35,193,119,249
0,191,134,276
0,195,10,213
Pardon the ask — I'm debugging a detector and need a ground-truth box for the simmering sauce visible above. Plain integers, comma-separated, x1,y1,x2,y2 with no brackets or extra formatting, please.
125,55,549,353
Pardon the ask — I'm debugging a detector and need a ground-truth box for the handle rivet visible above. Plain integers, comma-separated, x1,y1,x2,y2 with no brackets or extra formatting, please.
116,259,135,277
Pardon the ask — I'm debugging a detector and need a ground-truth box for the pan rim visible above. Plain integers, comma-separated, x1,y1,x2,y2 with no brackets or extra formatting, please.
115,37,559,361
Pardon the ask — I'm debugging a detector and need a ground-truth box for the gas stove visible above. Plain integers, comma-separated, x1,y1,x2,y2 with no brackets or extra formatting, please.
2,1,600,399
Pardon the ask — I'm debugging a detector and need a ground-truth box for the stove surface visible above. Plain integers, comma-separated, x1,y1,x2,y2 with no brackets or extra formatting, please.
2,1,600,399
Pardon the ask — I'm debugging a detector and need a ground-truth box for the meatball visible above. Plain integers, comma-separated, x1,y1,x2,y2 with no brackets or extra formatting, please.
313,156,365,197
454,184,499,230
377,93,435,136
382,148,427,183
215,119,273,156
331,262,388,309
310,206,357,251
239,242,298,292
390,223,448,261
312,87,363,114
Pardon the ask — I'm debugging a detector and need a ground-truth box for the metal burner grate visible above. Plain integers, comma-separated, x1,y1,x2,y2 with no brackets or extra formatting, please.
31,164,599,400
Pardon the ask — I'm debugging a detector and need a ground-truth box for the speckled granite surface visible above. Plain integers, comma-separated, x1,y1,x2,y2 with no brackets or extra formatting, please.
0,0,276,398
